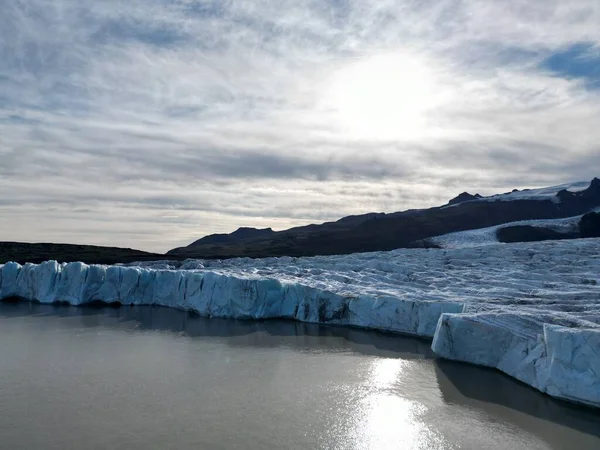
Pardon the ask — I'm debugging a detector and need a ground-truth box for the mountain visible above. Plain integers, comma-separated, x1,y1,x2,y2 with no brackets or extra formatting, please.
448,192,483,205
3,178,598,265
186,227,275,247
168,178,600,259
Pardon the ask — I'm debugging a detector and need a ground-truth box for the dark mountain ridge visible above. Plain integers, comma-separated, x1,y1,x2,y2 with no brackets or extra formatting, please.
448,192,483,205
3,178,598,265
189,227,275,246
168,178,600,259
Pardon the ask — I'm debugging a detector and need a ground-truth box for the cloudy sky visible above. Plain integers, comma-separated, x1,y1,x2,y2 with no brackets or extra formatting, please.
2,0,600,252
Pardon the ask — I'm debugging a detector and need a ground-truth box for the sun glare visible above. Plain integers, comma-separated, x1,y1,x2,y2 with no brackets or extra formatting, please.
326,52,439,140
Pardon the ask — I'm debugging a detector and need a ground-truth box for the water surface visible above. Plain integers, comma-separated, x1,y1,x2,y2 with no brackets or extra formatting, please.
0,303,598,450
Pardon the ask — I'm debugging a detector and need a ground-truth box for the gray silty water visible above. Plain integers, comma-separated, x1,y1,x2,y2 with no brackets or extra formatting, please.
0,302,598,450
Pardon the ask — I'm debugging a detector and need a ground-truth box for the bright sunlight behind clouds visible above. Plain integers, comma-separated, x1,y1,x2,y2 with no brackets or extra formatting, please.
1,0,600,252
326,52,444,140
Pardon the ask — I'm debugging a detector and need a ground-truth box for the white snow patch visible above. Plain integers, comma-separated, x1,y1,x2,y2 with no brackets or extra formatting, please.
431,215,583,249
441,180,592,210
483,180,591,203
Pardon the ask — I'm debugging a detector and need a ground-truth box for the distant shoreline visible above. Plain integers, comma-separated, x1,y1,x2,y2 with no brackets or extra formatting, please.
0,241,172,265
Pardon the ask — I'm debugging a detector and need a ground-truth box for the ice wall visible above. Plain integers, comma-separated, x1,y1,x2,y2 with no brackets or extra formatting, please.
1,249,599,409
0,261,463,338
432,312,600,408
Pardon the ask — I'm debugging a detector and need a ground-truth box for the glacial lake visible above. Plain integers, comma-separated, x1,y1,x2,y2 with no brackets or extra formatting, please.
0,302,598,450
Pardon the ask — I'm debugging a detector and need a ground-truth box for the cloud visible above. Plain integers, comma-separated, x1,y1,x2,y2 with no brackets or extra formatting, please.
1,0,600,252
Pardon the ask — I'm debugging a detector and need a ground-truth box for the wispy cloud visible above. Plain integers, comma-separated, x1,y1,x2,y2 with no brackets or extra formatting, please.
2,0,600,251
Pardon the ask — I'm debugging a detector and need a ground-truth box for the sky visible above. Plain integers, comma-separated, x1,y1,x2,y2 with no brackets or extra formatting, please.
1,0,600,253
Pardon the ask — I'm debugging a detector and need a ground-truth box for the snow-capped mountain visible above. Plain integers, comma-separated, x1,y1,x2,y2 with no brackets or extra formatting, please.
169,178,600,259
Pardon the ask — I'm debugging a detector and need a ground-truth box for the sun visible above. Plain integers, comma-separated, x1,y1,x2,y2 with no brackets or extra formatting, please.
325,52,439,140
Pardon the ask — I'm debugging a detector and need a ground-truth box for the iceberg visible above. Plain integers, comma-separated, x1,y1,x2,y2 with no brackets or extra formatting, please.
1,238,599,408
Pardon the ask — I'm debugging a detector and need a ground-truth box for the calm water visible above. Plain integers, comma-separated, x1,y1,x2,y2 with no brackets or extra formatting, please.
0,303,598,450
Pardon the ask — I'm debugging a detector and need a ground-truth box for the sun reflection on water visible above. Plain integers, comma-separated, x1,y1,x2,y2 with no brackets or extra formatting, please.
346,358,452,450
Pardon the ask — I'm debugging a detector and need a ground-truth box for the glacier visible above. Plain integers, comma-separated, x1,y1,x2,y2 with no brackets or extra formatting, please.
430,215,584,249
1,239,599,408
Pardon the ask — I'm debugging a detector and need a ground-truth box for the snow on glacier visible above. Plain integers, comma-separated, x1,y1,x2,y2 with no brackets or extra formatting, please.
440,180,592,210
1,239,600,407
430,215,583,249
482,180,591,203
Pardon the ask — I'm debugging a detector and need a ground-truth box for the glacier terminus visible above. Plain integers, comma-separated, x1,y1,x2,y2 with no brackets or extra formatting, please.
1,239,599,408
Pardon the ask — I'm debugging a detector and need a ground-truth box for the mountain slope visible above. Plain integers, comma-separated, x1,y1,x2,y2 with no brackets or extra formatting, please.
428,214,587,249
187,227,275,247
168,178,600,259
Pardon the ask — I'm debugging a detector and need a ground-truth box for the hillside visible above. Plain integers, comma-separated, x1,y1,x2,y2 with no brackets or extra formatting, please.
429,211,600,249
168,178,600,259
4,178,599,265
